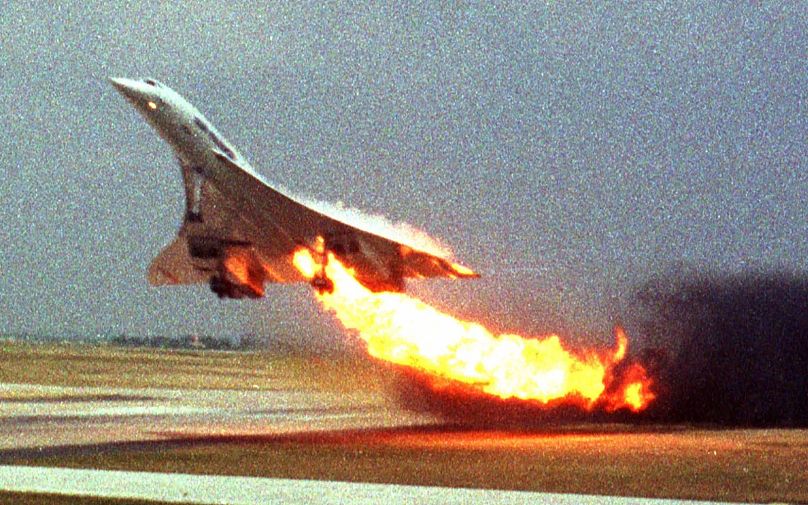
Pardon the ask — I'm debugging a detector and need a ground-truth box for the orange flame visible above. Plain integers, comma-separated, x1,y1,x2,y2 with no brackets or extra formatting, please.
223,251,265,297
293,249,655,412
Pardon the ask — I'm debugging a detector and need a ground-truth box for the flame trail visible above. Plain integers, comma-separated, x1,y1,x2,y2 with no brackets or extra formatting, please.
293,249,655,412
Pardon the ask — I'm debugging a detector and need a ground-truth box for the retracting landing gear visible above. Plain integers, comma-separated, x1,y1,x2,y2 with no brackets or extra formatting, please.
310,236,335,294
311,255,334,294
311,275,334,294
187,166,204,223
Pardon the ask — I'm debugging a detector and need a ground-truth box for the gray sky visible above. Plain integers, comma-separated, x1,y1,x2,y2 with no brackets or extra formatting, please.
0,1,805,350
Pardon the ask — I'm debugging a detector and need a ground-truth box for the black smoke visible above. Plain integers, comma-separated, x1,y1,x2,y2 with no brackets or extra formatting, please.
386,270,808,427
633,270,808,426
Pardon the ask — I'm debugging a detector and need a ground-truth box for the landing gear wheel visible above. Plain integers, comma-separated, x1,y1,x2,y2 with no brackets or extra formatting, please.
311,275,334,294
308,235,334,294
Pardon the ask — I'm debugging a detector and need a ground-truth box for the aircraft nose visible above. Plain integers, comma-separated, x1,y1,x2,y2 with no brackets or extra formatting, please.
109,77,142,102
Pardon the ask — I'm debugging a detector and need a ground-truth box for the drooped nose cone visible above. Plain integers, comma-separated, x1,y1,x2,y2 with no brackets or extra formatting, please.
109,77,140,100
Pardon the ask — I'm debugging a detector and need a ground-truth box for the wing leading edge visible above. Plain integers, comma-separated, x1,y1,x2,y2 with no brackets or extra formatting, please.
151,149,478,297
110,77,476,298
204,150,478,294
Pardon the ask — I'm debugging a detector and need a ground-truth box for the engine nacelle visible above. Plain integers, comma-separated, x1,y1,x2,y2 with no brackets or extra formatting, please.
209,275,263,299
322,233,405,293
354,272,405,293
187,236,267,299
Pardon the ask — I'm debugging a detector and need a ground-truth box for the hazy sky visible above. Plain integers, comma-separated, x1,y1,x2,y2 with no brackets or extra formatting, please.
0,2,804,350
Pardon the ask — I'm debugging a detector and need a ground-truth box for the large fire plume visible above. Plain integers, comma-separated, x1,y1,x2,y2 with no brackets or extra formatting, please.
293,248,655,412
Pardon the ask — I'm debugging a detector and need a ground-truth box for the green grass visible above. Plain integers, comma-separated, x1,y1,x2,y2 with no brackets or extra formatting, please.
0,341,391,394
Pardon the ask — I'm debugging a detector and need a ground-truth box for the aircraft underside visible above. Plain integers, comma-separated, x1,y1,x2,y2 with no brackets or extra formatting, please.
110,77,477,301
185,233,405,299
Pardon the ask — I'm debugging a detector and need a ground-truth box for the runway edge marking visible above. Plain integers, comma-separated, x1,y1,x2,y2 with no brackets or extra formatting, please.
0,465,748,505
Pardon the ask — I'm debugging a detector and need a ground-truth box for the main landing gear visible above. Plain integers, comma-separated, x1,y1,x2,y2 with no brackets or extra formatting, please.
309,236,335,294
311,274,334,295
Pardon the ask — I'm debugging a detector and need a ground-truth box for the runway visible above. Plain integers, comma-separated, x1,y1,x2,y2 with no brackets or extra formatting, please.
0,465,744,505
0,344,805,503
0,381,727,504
0,382,434,453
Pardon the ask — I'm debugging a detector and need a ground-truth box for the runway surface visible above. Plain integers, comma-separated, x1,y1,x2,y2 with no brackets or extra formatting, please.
0,465,746,505
1,381,725,504
0,350,804,503
0,381,433,453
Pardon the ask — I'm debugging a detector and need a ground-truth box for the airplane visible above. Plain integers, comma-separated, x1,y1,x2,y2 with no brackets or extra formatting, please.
110,78,478,299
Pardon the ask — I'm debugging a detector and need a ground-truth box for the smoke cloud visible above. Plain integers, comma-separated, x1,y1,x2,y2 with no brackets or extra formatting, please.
633,270,808,426
384,270,808,427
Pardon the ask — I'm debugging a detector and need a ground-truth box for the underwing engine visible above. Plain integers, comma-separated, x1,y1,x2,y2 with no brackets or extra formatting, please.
187,236,266,299
209,274,262,299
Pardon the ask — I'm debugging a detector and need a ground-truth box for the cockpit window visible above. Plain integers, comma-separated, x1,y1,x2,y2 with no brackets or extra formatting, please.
144,79,161,87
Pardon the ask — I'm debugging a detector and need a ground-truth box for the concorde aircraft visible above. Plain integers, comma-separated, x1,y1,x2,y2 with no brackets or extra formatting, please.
110,78,477,299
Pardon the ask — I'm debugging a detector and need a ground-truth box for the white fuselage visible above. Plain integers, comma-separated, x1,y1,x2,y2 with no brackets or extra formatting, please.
109,78,261,181
111,77,478,296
